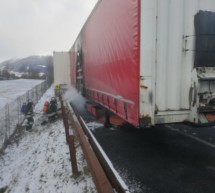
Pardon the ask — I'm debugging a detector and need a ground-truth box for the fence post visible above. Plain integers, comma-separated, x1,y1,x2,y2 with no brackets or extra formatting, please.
36,86,38,102
17,97,20,124
8,104,10,137
4,105,7,142
68,135,79,175
4,104,9,141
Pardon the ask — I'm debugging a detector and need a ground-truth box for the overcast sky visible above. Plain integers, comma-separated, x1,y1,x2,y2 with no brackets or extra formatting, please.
0,0,98,62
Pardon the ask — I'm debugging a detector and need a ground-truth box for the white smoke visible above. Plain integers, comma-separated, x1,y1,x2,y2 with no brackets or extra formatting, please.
64,86,86,112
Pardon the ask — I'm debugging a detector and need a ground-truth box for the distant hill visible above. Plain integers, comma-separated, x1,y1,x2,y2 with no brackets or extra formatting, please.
0,55,53,84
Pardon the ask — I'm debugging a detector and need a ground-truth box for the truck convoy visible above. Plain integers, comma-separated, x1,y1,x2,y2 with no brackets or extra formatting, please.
70,0,215,127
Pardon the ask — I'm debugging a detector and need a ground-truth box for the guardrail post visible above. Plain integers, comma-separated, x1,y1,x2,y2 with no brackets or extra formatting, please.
66,103,114,193
68,135,79,175
59,94,79,176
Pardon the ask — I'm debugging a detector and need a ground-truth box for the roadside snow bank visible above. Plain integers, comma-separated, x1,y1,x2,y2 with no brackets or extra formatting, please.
0,87,96,193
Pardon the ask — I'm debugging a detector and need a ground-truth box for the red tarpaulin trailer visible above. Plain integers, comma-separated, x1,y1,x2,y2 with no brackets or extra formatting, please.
70,0,140,127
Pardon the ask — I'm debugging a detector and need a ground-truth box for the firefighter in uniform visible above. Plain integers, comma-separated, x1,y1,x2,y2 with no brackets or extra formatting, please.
25,100,34,131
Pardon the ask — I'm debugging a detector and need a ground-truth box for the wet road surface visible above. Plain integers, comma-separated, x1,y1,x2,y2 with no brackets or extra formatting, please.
72,102,215,193
92,123,215,193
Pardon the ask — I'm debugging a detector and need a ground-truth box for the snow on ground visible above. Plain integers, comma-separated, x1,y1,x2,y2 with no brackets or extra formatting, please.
0,87,96,193
0,79,44,109
86,122,104,131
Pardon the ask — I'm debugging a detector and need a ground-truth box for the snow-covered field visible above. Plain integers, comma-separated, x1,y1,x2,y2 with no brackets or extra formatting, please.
0,79,44,109
0,87,96,193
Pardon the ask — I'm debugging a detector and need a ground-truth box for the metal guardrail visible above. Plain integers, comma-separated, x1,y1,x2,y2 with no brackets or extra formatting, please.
78,116,130,193
65,101,114,193
61,97,130,193
58,93,113,192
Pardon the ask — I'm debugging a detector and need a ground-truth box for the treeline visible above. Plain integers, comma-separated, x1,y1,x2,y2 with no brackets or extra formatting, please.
0,68,46,80
0,56,54,85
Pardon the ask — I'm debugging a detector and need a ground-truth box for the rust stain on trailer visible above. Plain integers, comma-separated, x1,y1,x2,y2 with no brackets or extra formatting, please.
140,82,153,104
140,78,148,90
155,104,159,114
140,85,148,89
139,114,151,128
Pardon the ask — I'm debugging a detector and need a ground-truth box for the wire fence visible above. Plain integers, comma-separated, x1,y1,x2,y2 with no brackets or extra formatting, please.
0,80,48,151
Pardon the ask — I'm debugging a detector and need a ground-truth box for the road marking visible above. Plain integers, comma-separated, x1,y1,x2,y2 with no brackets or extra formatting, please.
165,125,215,149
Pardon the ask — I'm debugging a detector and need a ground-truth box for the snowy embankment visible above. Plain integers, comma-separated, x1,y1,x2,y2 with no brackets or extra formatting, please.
0,87,96,193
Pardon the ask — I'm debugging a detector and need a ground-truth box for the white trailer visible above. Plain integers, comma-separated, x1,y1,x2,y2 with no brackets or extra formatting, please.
53,51,71,86
140,0,215,126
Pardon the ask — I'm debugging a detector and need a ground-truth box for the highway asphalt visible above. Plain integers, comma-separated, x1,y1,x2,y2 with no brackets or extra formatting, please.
72,101,215,193
92,123,215,193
